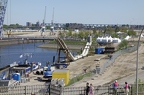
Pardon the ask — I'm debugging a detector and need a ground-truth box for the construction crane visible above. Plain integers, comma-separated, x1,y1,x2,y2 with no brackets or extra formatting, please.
39,6,47,36
0,0,8,37
50,8,55,35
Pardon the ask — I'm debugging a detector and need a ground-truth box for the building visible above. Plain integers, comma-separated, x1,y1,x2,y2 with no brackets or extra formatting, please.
26,22,32,27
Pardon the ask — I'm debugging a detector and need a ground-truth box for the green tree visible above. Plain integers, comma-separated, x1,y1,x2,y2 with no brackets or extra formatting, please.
78,31,85,39
111,33,118,38
67,30,72,37
46,26,50,29
103,27,107,36
120,27,128,33
127,30,136,36
93,28,97,34
118,40,128,49
59,31,65,38
3,24,8,29
73,32,78,39
115,26,120,34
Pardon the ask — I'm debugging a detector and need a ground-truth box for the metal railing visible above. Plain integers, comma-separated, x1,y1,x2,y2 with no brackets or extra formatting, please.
0,84,144,95
0,84,50,95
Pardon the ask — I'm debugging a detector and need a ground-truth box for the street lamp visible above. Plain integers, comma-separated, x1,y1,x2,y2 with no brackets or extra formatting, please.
136,28,143,95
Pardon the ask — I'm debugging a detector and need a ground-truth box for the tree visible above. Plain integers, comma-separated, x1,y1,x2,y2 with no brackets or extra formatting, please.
103,27,107,36
93,28,97,34
78,31,85,39
73,32,78,39
59,31,65,38
127,30,136,36
3,24,8,29
118,40,128,49
111,33,118,38
67,30,72,37
120,27,128,33
115,26,120,34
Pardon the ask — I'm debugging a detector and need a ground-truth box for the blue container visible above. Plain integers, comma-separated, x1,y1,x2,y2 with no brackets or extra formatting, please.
95,48,104,54
12,73,21,81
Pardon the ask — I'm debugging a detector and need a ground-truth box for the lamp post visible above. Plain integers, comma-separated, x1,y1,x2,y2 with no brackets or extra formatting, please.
136,29,143,95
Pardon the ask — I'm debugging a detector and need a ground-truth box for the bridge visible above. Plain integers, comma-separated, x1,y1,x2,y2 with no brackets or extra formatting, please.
0,32,92,62
0,36,56,41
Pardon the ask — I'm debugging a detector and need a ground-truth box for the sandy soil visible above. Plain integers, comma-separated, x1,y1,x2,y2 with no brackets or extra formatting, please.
14,31,144,87
69,44,144,87
23,43,144,87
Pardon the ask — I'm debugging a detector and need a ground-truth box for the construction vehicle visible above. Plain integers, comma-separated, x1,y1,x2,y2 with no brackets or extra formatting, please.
43,62,52,81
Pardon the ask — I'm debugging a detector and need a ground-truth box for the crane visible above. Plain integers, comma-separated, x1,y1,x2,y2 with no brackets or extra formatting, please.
39,6,47,36
0,0,8,37
50,8,55,35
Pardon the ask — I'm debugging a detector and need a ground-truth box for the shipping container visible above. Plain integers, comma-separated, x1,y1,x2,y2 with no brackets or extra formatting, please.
52,69,70,85
95,48,104,54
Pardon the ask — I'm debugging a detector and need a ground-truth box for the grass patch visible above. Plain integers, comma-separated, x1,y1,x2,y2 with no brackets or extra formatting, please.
66,72,93,86
50,40,87,45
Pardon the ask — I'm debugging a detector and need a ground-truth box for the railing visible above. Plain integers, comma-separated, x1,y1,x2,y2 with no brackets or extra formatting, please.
0,84,144,95
0,84,50,95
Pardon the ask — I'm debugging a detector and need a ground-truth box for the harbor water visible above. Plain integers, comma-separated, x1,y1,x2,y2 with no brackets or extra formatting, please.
0,42,77,68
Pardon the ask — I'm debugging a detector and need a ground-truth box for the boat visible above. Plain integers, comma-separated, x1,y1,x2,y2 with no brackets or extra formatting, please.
0,53,41,87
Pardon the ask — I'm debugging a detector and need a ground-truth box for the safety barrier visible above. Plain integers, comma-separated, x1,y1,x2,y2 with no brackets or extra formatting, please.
0,84,144,95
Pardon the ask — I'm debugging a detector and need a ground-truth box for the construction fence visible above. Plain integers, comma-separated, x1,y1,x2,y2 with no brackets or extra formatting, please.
0,84,144,95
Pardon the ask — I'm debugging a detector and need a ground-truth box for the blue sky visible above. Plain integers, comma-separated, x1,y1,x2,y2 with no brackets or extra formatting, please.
4,0,144,25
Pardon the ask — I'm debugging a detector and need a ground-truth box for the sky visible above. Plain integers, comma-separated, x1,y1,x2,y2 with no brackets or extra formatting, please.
4,0,144,25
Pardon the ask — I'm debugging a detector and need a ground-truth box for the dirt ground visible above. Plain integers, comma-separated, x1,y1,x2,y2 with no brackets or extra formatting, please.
14,31,144,87
69,44,144,87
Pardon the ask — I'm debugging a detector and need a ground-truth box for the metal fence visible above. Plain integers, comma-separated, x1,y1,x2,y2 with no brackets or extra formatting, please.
0,84,50,95
100,45,138,75
0,84,144,95
62,85,133,95
54,84,144,95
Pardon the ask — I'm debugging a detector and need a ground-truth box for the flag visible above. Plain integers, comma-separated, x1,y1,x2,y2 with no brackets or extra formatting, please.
31,54,32,58
19,54,23,58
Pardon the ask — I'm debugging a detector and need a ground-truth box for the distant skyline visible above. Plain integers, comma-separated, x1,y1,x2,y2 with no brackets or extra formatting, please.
4,0,144,25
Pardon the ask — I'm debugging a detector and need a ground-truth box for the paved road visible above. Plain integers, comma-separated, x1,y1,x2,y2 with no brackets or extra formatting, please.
118,69,144,84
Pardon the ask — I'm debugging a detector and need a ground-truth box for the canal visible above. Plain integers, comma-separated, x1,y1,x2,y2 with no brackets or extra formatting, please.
0,42,77,68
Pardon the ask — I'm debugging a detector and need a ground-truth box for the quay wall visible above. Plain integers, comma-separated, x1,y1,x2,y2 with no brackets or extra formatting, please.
0,40,84,50
0,39,42,46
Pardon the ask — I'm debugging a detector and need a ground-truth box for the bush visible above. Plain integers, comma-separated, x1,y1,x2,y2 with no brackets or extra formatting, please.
118,40,128,49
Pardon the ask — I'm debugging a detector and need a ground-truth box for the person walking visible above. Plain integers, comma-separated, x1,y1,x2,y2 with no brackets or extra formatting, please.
85,83,90,95
112,80,119,95
89,83,94,95
124,82,129,95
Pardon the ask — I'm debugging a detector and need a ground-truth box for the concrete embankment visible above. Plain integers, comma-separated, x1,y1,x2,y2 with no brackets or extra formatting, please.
0,39,43,46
